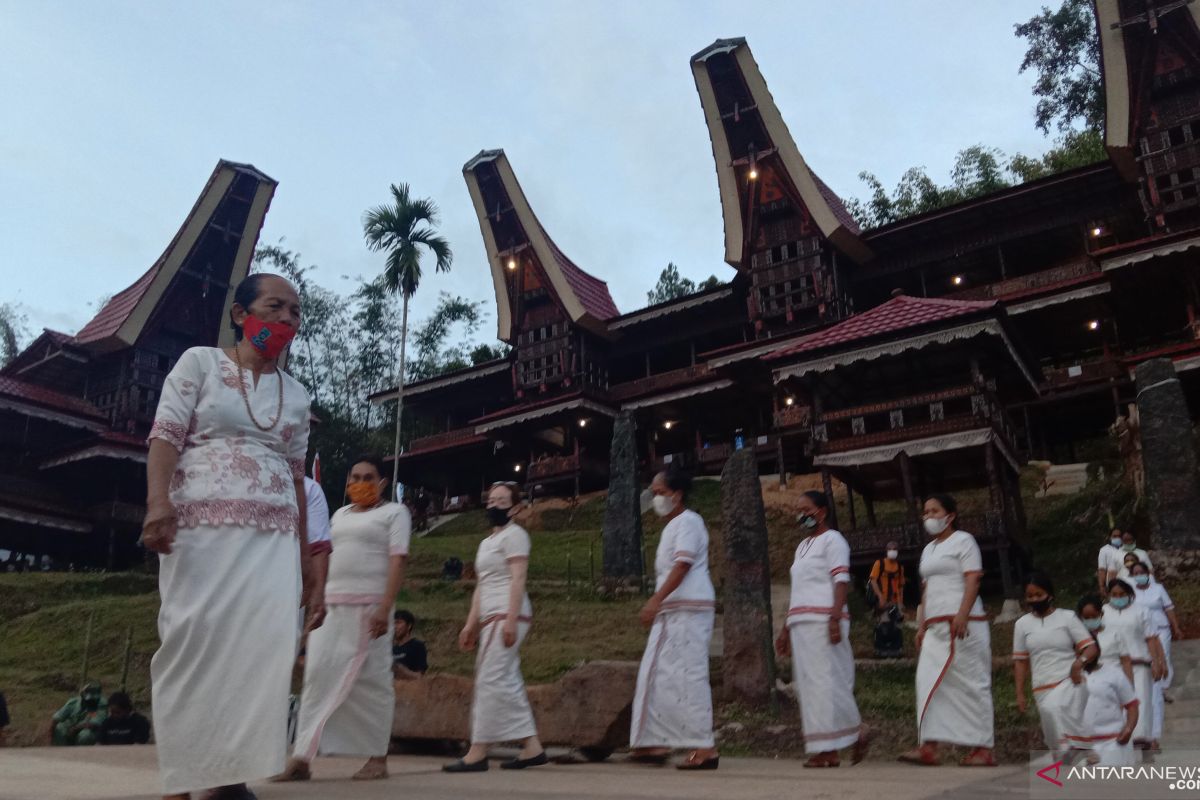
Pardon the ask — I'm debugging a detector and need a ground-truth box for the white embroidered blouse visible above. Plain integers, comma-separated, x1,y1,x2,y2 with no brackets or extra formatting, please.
148,346,311,533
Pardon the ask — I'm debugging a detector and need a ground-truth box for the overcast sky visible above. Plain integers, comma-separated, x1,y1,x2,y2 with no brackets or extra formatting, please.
2,1,1059,342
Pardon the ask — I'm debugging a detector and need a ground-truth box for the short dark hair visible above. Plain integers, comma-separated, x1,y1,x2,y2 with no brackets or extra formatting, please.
350,454,388,483
394,609,415,627
656,464,693,501
927,493,958,515
1128,560,1151,575
230,273,269,341
107,691,133,712
802,490,829,509
1107,577,1135,596
1026,571,1055,597
1076,594,1104,616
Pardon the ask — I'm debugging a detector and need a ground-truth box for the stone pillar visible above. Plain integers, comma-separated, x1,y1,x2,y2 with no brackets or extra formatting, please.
602,411,644,579
719,448,776,710
1135,359,1200,551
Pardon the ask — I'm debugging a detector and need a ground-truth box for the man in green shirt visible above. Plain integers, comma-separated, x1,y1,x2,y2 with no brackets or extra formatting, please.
51,683,107,745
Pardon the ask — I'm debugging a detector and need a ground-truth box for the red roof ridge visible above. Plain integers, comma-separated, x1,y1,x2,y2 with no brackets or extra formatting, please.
0,375,107,420
538,224,620,320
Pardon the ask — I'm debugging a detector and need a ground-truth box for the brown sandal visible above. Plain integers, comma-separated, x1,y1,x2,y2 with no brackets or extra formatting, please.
676,751,719,770
803,752,840,768
851,727,872,765
898,744,940,766
959,747,996,767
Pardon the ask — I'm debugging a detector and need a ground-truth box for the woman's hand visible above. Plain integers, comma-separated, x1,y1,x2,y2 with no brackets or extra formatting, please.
1152,659,1167,681
1117,726,1133,746
950,611,970,640
502,616,518,648
639,596,662,629
1069,659,1085,685
140,500,179,555
1015,692,1027,715
775,627,791,658
368,604,391,639
828,616,842,645
305,592,327,633
458,623,479,652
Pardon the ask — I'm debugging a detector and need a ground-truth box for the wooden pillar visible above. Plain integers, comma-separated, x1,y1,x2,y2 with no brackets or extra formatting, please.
865,492,878,527
898,451,918,523
846,482,858,531
573,436,581,500
820,467,839,531
776,436,787,488
984,441,1016,600
1022,406,1034,457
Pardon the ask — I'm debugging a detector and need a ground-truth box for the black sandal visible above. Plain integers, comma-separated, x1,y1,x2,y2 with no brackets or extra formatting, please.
677,753,719,771
442,758,489,773
629,752,670,765
500,752,548,770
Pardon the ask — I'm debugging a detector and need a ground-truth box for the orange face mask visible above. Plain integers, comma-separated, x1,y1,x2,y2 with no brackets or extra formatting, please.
347,481,381,506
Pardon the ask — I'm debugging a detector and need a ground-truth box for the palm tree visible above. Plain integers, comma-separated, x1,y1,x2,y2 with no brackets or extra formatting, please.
362,183,453,494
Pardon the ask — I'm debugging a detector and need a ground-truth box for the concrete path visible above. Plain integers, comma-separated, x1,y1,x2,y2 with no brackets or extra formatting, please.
0,747,1030,800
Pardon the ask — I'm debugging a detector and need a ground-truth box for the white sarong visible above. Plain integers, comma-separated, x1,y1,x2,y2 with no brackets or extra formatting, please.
1131,662,1154,744
1092,737,1137,765
151,527,301,795
789,620,861,754
293,602,394,759
916,617,994,748
630,608,716,749
471,615,536,743
1033,679,1087,754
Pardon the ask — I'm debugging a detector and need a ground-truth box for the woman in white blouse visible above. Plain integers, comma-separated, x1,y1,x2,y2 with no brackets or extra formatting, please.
443,482,545,773
1104,577,1167,755
1013,573,1098,757
630,468,718,770
900,494,994,767
143,273,312,800
775,490,868,768
1129,561,1182,749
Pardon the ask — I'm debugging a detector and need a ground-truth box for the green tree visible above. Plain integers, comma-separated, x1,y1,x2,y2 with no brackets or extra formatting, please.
407,293,486,381
470,343,509,364
1014,0,1102,135
0,302,30,366
697,275,723,291
1009,128,1107,181
647,263,696,304
362,183,453,491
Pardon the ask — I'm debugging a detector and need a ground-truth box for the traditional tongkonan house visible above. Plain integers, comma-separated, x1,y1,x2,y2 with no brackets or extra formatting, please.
0,160,276,568
382,2,1200,571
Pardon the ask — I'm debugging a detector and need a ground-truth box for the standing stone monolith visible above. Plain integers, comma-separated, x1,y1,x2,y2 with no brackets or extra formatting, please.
602,411,644,580
1135,359,1200,552
720,448,776,710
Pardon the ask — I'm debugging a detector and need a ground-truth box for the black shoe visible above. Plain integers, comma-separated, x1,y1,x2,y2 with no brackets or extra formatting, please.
500,751,549,770
443,758,489,773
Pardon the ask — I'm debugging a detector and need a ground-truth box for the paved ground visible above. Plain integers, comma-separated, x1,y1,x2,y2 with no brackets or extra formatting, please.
0,747,1033,800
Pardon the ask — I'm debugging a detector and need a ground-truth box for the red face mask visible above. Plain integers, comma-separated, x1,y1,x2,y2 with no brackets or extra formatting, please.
243,314,297,359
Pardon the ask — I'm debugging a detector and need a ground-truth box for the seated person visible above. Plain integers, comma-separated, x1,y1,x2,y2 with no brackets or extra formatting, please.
392,610,428,680
51,683,106,746
98,692,151,745
441,556,463,582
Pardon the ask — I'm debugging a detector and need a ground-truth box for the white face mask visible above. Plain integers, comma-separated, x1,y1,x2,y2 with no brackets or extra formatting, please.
886,550,899,560
924,516,949,536
651,494,678,518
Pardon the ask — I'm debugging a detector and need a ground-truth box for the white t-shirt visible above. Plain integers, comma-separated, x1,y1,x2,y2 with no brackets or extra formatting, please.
324,502,411,599
1012,609,1093,689
1102,603,1155,662
1097,543,1122,575
919,530,985,619
304,477,332,551
475,523,533,620
787,528,851,625
1114,547,1152,580
1133,581,1174,633
1095,622,1134,669
654,510,715,608
1083,662,1137,740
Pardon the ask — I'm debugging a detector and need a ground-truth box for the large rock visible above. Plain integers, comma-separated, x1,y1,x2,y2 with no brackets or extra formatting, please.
603,411,644,579
1135,359,1200,550
393,660,638,753
719,448,777,710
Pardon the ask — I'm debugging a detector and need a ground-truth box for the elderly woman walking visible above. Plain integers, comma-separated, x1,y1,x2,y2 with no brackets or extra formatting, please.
629,467,718,770
900,494,995,767
776,490,868,768
443,482,546,772
142,273,313,800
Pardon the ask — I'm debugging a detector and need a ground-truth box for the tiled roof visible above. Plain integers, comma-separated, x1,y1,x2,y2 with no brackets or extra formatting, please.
469,391,586,425
811,172,861,237
43,329,73,345
764,294,996,360
541,228,620,320
0,376,106,420
73,264,159,344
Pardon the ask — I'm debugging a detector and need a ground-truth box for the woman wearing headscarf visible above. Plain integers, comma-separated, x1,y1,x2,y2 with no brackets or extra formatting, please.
629,467,718,770
900,494,995,767
143,273,312,800
443,482,545,772
1104,576,1167,756
775,490,868,768
1012,573,1097,758
280,455,411,782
